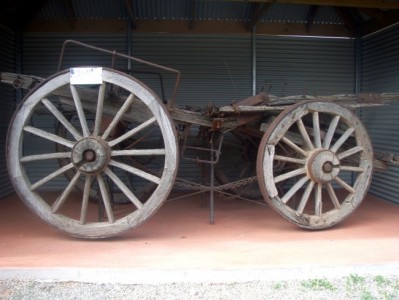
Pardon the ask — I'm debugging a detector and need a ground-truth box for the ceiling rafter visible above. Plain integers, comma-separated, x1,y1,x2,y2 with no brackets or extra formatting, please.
357,8,386,23
63,0,76,29
305,5,319,33
248,3,271,31
248,3,270,30
124,0,137,30
362,10,399,35
188,0,197,30
335,7,359,36
1,0,50,30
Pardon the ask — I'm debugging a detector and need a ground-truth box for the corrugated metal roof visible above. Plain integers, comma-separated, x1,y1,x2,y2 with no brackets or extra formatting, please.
35,0,344,25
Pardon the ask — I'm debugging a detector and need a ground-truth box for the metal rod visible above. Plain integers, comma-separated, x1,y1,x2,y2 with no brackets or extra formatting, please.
252,26,257,96
354,36,362,94
210,139,215,224
57,39,181,109
127,20,132,75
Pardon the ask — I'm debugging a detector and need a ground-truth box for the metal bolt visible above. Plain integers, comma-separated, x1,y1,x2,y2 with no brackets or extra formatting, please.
322,161,333,173
83,149,96,162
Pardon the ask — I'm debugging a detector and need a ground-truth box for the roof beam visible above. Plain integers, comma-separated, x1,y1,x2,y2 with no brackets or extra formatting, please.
357,8,386,23
335,7,358,36
218,0,399,9
362,10,399,35
63,0,76,29
2,0,50,30
305,5,319,33
248,3,271,30
124,0,137,29
188,0,197,30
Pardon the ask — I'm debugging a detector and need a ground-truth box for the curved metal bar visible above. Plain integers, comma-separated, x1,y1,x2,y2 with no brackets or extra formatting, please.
57,39,181,110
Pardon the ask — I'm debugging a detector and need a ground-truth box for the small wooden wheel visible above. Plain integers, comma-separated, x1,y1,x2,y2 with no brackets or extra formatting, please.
214,131,262,200
7,67,178,238
257,101,373,229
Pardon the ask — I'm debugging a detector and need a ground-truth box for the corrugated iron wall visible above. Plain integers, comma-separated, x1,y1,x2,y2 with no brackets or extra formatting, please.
256,35,355,96
130,34,252,106
0,26,16,198
361,24,399,204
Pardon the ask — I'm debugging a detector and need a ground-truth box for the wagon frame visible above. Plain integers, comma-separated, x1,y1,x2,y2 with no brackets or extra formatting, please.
2,40,398,238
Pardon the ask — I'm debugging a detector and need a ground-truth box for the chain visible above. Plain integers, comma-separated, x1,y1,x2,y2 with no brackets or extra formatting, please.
216,176,258,191
174,176,258,192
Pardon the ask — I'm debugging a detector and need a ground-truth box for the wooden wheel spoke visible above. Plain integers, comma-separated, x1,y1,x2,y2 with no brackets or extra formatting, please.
70,84,90,137
80,175,93,225
326,183,341,210
315,183,322,216
24,126,74,148
296,118,314,150
280,176,309,204
274,155,306,164
337,146,363,160
52,171,82,213
334,176,356,194
330,127,355,153
281,136,308,157
312,112,322,148
41,98,83,141
97,175,115,223
102,93,135,140
323,115,340,149
104,167,144,209
108,117,157,147
274,167,306,184
109,159,161,184
20,152,71,163
93,83,106,136
340,166,364,172
112,149,166,156
30,163,74,191
296,181,315,214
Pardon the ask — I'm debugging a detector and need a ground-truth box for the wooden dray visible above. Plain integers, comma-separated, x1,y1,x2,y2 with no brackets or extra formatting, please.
2,40,398,238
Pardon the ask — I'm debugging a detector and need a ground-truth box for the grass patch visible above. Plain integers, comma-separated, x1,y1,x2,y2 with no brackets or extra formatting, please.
301,278,336,291
272,282,288,290
374,275,390,287
347,274,366,285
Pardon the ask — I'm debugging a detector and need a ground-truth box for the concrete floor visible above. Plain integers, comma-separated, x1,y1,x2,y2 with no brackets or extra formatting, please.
0,191,399,283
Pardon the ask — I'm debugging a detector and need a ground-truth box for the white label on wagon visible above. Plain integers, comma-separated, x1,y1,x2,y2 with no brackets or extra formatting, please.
70,67,103,85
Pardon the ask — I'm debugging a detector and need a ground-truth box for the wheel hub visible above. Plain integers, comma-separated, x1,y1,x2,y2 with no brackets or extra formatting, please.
72,137,111,174
306,149,340,183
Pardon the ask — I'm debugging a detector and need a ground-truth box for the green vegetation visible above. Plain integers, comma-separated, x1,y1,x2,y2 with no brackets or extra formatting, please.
301,278,336,291
273,274,399,299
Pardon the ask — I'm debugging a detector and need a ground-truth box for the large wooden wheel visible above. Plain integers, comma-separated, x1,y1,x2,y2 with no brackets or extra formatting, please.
257,101,373,229
7,67,178,238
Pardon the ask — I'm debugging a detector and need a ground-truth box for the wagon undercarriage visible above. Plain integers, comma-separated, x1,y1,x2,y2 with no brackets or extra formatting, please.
2,40,399,238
